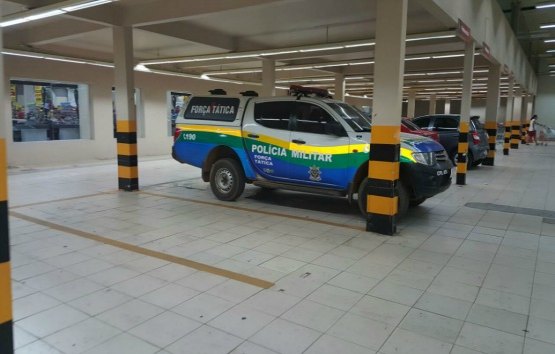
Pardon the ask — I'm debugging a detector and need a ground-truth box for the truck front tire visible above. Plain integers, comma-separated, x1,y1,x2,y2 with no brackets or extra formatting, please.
357,178,409,218
210,158,245,201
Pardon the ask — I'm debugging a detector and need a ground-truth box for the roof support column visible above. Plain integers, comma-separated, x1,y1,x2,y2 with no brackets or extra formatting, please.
365,0,406,235
261,59,275,96
113,26,138,191
445,99,451,114
334,73,345,101
0,8,13,352
456,40,475,185
407,90,416,118
520,92,529,144
504,77,514,155
429,94,437,115
483,63,501,166
511,87,522,149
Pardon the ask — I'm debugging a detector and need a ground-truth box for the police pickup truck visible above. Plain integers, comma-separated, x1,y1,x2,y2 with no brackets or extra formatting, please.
172,87,452,217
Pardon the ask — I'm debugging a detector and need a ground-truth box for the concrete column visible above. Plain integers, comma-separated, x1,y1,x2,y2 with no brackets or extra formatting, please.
261,59,276,97
511,87,522,149
0,6,13,351
366,0,407,235
504,77,514,155
483,64,501,166
520,94,529,144
334,73,345,101
429,94,437,115
456,40,475,185
444,99,451,114
407,90,416,118
113,26,138,191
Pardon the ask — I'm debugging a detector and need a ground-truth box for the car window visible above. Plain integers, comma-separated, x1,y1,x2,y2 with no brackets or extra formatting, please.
470,117,483,131
402,119,420,130
254,101,292,130
412,116,431,129
435,117,459,130
294,102,336,134
327,102,371,132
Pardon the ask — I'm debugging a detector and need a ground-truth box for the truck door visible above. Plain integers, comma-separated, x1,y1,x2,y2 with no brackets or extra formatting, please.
288,102,349,188
243,100,293,181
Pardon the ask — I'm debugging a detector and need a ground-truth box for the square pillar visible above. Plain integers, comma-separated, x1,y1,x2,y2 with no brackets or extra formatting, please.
334,73,345,101
444,99,451,114
429,94,437,115
366,0,407,235
511,87,522,149
407,90,416,118
483,64,500,166
504,77,514,155
262,59,276,96
456,40,475,185
113,26,138,191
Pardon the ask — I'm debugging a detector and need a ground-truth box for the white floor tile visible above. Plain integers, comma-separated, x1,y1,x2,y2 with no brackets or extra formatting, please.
250,318,321,354
128,311,202,348
381,328,452,354
165,325,243,354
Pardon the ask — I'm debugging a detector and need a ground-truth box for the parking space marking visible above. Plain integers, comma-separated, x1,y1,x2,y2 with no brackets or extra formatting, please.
140,191,366,232
9,191,115,209
10,211,274,289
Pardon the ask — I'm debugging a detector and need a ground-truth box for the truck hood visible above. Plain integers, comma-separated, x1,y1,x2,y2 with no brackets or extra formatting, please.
353,132,445,153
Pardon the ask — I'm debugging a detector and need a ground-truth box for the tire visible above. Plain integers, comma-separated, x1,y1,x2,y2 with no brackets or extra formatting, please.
209,158,245,201
357,178,409,218
409,196,426,207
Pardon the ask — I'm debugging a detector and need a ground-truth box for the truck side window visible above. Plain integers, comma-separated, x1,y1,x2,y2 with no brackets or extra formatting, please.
435,117,459,131
254,102,292,131
295,102,335,135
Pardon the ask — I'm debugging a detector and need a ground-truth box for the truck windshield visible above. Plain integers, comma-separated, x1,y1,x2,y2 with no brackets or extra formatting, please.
327,103,371,132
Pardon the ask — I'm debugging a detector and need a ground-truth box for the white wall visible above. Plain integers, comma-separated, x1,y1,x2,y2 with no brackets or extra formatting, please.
536,76,555,128
3,56,262,167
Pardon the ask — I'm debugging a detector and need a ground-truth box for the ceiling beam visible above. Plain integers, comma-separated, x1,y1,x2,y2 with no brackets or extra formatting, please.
139,22,236,51
3,19,103,47
122,0,285,27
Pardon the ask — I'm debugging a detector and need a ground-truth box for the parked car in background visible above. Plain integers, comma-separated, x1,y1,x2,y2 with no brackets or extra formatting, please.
401,118,439,142
412,114,489,168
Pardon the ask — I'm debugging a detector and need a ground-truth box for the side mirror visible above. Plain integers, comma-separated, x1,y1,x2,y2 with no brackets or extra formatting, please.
326,121,347,136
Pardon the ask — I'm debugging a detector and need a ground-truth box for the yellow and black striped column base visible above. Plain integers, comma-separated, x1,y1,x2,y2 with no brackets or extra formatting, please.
510,121,520,149
366,126,400,236
0,138,13,354
456,122,469,185
116,121,139,191
521,123,529,144
483,122,497,166
503,122,511,155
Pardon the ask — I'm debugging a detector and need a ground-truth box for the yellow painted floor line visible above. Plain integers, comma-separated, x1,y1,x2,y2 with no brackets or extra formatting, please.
10,191,115,209
140,191,366,232
10,211,274,289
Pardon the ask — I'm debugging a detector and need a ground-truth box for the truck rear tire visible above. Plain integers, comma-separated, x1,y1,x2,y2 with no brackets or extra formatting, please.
357,178,409,218
210,158,245,201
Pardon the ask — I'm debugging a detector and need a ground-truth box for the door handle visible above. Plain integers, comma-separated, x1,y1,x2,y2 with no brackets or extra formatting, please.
292,139,306,144
248,134,259,139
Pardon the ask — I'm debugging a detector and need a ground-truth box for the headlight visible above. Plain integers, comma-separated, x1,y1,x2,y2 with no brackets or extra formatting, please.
412,152,436,166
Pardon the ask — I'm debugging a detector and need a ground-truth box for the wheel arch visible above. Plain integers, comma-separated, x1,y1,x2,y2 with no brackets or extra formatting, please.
202,146,243,182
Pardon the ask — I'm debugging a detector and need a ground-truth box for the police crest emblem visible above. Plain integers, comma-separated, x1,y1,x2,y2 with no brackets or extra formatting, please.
308,165,322,181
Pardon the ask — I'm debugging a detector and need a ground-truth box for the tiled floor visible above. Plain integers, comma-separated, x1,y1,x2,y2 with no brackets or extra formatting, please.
7,145,555,354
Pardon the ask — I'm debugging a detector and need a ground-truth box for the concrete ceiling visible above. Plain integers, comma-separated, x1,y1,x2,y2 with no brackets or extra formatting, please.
0,0,545,99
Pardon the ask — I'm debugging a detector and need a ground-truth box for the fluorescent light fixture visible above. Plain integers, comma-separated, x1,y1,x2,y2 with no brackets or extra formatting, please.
432,54,465,59
260,50,299,56
44,57,87,64
349,61,374,65
406,34,456,42
0,18,29,27
62,0,113,12
344,42,375,48
545,39,555,43
299,46,344,52
427,71,461,75
26,9,64,20
1,0,117,27
549,64,555,67
1,51,43,59
314,63,348,68
537,2,555,9
134,64,151,72
224,54,260,59
541,23,555,29
405,56,431,61
279,66,314,71
547,49,555,53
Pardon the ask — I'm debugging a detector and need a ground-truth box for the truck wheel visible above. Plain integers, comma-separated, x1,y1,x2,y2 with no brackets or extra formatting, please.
357,178,409,218
209,158,245,201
